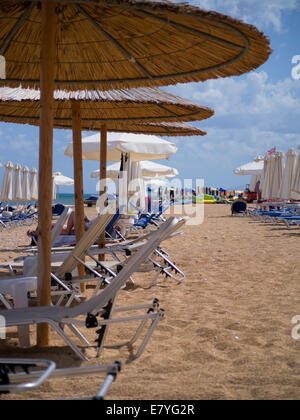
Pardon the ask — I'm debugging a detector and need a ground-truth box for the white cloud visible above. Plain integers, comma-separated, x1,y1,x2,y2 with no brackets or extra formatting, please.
164,68,300,187
184,0,299,32
166,71,300,133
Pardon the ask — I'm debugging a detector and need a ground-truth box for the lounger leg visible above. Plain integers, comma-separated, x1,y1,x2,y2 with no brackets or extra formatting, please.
129,310,164,361
49,321,89,361
0,293,13,309
66,324,90,346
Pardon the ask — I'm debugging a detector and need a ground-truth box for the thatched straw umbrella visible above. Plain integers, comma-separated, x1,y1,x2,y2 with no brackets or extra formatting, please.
0,0,271,346
0,86,213,126
0,1,272,90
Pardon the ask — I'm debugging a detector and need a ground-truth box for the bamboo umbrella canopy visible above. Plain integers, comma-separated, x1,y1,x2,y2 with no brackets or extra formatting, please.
0,1,271,91
0,86,209,135
0,86,213,126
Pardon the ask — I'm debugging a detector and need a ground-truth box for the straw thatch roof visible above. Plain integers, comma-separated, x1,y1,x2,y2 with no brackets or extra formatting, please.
0,0,272,91
0,86,213,126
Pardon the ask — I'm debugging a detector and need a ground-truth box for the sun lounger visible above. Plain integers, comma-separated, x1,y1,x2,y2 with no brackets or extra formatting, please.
0,358,121,399
85,216,187,288
0,218,176,361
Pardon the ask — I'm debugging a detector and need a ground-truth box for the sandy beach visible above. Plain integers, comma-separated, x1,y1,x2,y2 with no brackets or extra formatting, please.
0,203,300,400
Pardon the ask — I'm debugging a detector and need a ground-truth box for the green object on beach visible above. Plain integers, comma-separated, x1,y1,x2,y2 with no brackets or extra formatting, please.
193,194,216,203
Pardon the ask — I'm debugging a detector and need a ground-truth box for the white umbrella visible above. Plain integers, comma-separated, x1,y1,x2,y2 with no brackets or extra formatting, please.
65,132,177,162
21,166,31,201
145,178,168,190
29,168,38,201
262,154,275,200
91,160,178,179
291,150,300,196
279,149,298,200
0,161,13,202
52,172,74,201
53,172,74,187
270,152,284,199
12,163,22,201
233,156,264,176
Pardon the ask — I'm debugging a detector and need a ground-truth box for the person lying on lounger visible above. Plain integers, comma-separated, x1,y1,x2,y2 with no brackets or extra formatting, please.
27,211,94,244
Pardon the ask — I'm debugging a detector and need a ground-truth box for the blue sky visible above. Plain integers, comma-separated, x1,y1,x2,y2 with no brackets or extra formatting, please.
0,0,300,193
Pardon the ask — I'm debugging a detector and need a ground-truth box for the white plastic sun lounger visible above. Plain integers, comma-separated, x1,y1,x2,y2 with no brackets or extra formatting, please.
0,218,177,361
0,206,72,274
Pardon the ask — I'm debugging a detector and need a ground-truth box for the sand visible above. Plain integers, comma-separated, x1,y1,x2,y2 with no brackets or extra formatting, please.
0,203,300,400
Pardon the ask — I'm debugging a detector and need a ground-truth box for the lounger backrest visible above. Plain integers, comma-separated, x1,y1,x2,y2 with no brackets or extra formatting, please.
65,217,179,318
51,207,72,244
24,207,73,277
55,212,113,277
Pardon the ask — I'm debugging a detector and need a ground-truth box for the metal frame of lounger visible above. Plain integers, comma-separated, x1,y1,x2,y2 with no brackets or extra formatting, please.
101,217,187,288
0,358,121,399
62,217,186,290
42,214,183,291
0,218,176,361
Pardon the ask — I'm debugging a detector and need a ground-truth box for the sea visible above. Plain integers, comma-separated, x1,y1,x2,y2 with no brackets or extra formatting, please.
6,193,94,208
53,193,94,206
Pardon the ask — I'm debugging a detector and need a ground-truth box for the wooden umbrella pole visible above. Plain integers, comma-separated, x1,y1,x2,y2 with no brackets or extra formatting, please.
71,101,86,291
98,124,107,261
37,1,56,347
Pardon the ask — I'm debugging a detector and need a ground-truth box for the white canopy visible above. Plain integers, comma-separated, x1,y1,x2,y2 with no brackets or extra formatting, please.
21,166,31,201
0,161,13,201
12,163,22,201
279,149,299,200
292,151,300,196
52,172,74,201
29,168,38,201
262,154,275,200
53,172,74,186
91,160,178,179
64,132,178,162
233,156,264,175
270,152,285,200
145,178,168,190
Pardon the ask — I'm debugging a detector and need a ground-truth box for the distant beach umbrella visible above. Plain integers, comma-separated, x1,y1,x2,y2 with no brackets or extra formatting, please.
270,152,285,200
279,149,299,201
21,166,31,201
65,132,178,162
292,151,300,196
52,172,74,201
262,154,275,200
234,156,264,193
91,160,178,179
12,163,23,201
233,156,264,176
144,177,168,190
53,172,74,187
0,161,13,202
29,168,38,201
